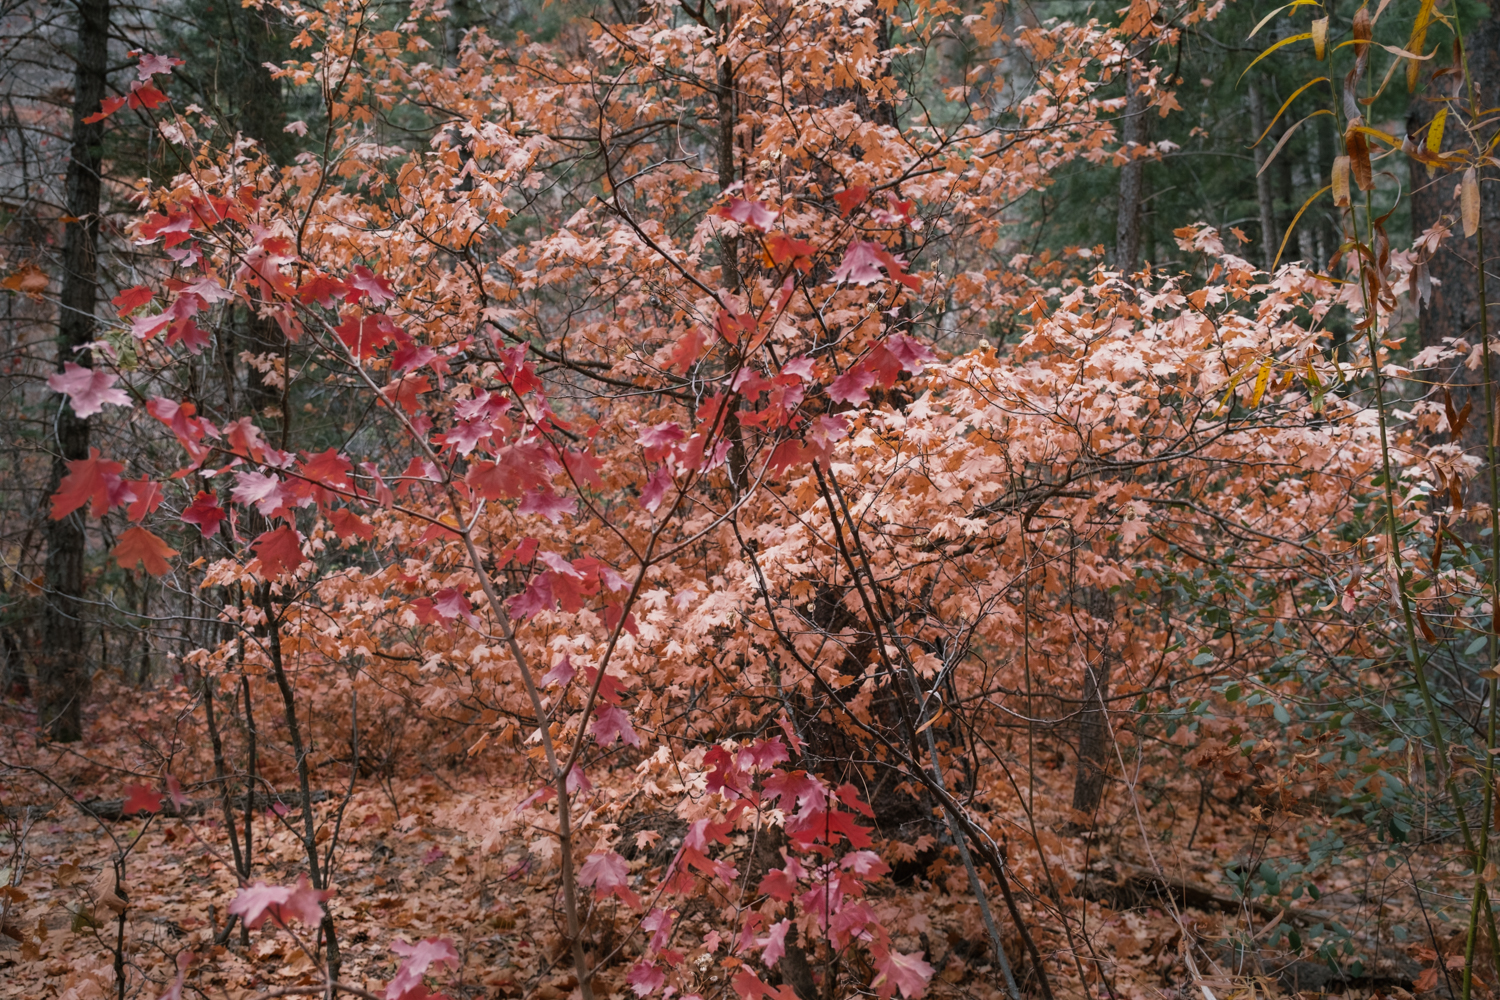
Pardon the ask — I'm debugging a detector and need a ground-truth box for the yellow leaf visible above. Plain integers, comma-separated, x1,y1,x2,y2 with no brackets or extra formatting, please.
1427,107,1447,155
1313,17,1328,59
1463,167,1479,237
1276,185,1333,271
1251,78,1329,148
1250,360,1273,407
1239,33,1314,86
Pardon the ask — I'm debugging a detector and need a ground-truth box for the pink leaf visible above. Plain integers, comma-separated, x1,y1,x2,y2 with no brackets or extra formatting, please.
591,704,641,748
579,850,640,907
433,588,479,628
626,961,666,997
641,466,674,512
228,875,328,930
387,937,459,1000
517,488,576,523
759,919,790,967
712,197,779,231
158,950,193,1000
827,367,875,405
349,265,397,306
875,951,934,1000
136,53,184,80
541,655,576,688
47,362,131,418
885,333,937,374
231,471,286,516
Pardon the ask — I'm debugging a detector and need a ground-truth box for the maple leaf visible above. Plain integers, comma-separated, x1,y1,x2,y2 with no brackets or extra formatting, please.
591,704,641,747
181,492,227,537
48,362,131,418
626,961,665,997
759,919,791,967
827,367,875,405
579,850,640,906
669,329,708,375
387,937,460,1000
433,588,479,628
348,265,397,305
121,783,161,815
228,875,328,930
113,527,178,576
541,655,575,687
301,448,353,489
232,471,287,516
112,285,153,315
874,950,934,1000
641,466,674,512
83,95,127,123
126,480,163,521
885,333,937,374
712,196,778,231
467,447,550,499
765,233,816,270
329,508,374,541
252,526,305,579
136,53,184,80
517,488,575,523
834,185,871,216
832,241,919,288
51,448,127,520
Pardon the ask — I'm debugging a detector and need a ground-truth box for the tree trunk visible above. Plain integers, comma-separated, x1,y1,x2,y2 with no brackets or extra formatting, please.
1248,81,1279,271
1114,57,1146,273
37,0,110,742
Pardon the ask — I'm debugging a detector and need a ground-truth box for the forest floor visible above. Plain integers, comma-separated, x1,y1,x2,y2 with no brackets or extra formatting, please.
0,684,1478,1000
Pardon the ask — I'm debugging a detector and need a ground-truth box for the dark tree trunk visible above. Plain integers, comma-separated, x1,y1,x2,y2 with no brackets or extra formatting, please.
1409,11,1500,485
37,0,110,742
1114,58,1146,273
1248,81,1279,271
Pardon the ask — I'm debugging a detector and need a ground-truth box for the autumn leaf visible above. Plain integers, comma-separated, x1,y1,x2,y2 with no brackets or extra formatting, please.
180,491,227,537
112,285,154,315
874,949,934,1000
1,263,49,297
252,525,305,579
329,507,374,541
112,527,178,576
228,875,328,930
47,362,131,418
125,480,164,521
51,448,128,520
387,937,460,1000
121,783,162,815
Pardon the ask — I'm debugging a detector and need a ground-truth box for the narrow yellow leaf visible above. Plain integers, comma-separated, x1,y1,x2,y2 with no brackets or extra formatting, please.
1464,167,1480,237
1259,110,1334,176
1239,33,1314,86
1313,17,1328,59
1250,360,1273,407
1427,107,1447,155
1251,78,1329,148
1275,185,1333,271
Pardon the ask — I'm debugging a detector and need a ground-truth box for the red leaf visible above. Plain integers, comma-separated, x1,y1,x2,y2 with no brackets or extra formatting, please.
121,783,161,815
348,265,397,305
335,314,398,360
827,367,875,405
384,373,431,413
181,491,227,537
765,232,816,270
387,937,460,1000
466,443,550,499
112,527,177,576
626,961,665,997
591,705,641,747
669,328,708,374
301,448,353,489
51,448,127,520
83,95,127,123
329,508,374,541
127,80,167,110
834,185,870,216
126,480,164,521
252,526,305,579
112,285,154,316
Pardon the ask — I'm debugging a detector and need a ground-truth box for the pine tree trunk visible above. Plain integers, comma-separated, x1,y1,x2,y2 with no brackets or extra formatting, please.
1114,58,1146,273
1248,81,1279,271
37,0,110,742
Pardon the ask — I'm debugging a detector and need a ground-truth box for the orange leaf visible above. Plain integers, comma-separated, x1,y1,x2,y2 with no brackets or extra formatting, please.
51,448,127,520
112,527,177,576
